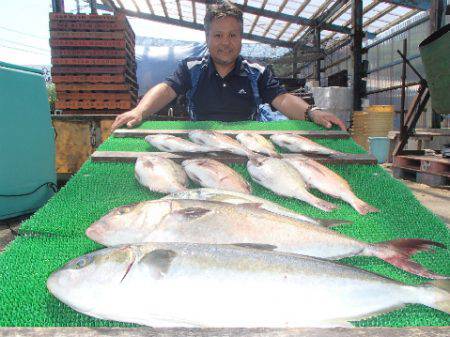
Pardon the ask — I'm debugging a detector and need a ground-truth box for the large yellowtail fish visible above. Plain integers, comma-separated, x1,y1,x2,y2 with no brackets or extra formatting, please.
48,242,450,327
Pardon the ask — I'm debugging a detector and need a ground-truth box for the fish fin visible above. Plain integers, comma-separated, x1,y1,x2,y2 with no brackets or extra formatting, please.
240,202,264,209
315,218,353,228
142,160,154,169
305,197,338,212
426,280,450,314
373,239,448,279
172,207,212,221
140,249,177,279
351,198,379,215
231,243,277,251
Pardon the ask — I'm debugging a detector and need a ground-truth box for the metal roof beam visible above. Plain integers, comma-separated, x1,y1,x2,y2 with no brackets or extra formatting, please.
97,4,295,48
193,0,350,34
380,0,430,11
295,0,350,48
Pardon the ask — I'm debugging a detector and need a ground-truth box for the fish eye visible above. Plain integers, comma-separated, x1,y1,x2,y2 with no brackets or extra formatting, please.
72,255,94,269
116,206,131,215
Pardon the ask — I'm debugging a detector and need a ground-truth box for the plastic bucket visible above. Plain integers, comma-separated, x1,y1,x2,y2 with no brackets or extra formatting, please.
368,137,390,164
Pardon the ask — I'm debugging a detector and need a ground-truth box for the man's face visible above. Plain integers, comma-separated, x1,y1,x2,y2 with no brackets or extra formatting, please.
206,16,242,66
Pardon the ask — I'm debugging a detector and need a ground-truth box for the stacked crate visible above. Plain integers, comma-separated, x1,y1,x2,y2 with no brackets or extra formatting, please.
50,12,137,114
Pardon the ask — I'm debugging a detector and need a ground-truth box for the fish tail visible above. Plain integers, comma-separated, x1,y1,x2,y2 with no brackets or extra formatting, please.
302,194,338,212
372,239,448,279
422,280,450,314
315,218,353,228
350,198,379,215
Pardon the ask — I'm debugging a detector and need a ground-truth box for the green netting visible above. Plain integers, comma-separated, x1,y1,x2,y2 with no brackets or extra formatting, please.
1,120,449,327
0,236,135,327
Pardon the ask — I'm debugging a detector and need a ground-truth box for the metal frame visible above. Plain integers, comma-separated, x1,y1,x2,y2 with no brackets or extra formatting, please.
91,0,432,52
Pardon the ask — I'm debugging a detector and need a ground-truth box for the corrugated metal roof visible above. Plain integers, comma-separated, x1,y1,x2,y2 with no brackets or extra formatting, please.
97,0,428,49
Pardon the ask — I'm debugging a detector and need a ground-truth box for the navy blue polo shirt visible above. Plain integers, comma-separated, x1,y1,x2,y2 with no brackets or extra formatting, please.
164,56,286,121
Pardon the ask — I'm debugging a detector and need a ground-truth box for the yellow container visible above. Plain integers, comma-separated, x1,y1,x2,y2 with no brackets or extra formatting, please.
364,105,395,113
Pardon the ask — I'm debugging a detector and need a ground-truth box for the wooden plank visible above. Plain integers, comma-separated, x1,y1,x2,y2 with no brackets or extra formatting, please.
0,326,448,336
113,129,350,139
91,151,377,165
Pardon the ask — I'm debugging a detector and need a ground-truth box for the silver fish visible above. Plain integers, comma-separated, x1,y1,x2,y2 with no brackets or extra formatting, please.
134,155,188,193
236,132,280,157
270,133,340,155
246,156,337,212
86,199,447,279
284,155,379,215
182,158,251,194
188,130,254,157
47,242,450,328
164,188,350,227
144,134,214,153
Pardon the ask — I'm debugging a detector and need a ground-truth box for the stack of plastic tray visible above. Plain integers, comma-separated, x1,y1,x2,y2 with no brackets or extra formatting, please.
50,12,138,114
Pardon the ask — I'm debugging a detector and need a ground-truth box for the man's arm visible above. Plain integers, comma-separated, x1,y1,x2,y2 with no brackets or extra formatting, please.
272,93,347,131
111,83,177,131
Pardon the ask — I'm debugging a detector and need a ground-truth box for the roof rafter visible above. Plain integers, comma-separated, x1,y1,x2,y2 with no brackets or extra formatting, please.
295,0,350,48
193,0,351,34
276,0,311,40
262,0,289,38
381,0,430,11
98,5,295,47
289,0,336,42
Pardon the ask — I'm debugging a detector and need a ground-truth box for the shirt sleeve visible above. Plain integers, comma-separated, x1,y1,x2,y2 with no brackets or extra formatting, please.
258,65,287,104
164,59,192,96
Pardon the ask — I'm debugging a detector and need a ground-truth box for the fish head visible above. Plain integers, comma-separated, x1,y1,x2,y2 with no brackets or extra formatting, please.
86,201,173,245
47,245,136,314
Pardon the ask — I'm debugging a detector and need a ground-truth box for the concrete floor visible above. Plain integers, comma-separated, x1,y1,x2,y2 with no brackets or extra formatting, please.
1,172,449,252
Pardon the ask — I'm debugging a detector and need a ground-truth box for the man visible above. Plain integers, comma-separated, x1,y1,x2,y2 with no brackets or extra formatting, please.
111,1,346,131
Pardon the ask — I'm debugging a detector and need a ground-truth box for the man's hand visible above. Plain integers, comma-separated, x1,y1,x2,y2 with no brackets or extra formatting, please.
309,109,347,131
111,109,143,131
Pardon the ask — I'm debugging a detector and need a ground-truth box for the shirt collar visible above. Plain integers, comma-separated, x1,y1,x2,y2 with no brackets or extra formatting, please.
207,55,244,79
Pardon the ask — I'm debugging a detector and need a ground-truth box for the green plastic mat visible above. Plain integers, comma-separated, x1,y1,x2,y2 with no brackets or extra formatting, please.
1,120,449,327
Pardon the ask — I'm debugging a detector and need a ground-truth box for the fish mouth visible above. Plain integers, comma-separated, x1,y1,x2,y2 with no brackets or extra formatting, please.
85,221,108,243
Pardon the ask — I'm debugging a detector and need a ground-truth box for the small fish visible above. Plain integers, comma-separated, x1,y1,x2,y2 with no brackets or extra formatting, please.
134,155,188,193
188,130,254,157
236,132,280,157
247,156,337,211
164,188,350,227
270,133,341,155
284,155,379,215
144,134,214,153
49,242,450,327
86,199,448,279
182,158,251,194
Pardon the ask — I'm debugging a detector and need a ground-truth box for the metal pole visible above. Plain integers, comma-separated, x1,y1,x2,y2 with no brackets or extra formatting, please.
351,0,363,110
400,39,407,140
51,0,64,13
89,0,98,14
292,46,298,79
314,27,321,84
